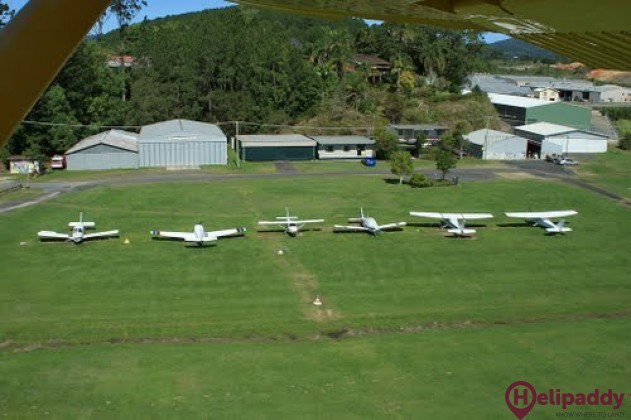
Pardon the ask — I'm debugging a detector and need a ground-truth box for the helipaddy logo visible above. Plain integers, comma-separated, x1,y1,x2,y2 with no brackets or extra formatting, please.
505,381,626,419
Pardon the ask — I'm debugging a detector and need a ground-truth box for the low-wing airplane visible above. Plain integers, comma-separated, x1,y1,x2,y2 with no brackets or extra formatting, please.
333,208,405,236
38,212,119,243
409,212,494,237
504,210,578,234
258,208,324,236
150,223,247,246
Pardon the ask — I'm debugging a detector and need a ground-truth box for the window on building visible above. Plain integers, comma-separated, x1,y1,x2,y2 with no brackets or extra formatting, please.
343,145,351,152
326,146,334,152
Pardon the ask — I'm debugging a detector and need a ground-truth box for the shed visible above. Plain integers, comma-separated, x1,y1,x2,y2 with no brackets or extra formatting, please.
7,156,40,174
312,136,375,159
514,122,608,155
65,130,139,171
138,119,227,167
237,134,316,161
463,129,527,160
488,93,591,130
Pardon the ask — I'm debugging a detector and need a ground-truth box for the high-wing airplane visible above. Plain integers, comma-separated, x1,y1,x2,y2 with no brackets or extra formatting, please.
409,212,494,237
334,208,405,236
258,208,324,236
37,212,119,244
2,1,630,148
150,223,247,246
504,210,577,235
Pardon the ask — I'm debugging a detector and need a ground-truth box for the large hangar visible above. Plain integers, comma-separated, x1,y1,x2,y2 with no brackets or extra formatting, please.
488,93,591,130
138,119,227,167
464,129,527,160
65,130,139,171
515,122,609,155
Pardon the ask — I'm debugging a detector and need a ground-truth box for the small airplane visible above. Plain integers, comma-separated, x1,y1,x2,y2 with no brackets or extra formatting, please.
333,208,405,236
150,223,246,246
504,210,578,235
257,207,324,236
37,212,119,244
409,212,494,237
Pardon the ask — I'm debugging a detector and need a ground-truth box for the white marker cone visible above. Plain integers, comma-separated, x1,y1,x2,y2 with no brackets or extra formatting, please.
313,296,323,306
124,238,130,244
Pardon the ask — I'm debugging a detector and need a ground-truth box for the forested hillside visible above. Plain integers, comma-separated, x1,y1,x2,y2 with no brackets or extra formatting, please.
4,5,500,160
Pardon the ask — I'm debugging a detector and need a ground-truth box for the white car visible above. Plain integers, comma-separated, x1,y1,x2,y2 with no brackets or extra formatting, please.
559,158,579,166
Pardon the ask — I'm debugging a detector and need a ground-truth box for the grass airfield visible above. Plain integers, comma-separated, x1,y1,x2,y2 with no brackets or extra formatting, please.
1,174,630,418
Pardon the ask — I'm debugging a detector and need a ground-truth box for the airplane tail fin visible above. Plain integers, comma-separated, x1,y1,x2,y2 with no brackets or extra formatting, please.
79,211,83,224
360,207,365,218
546,219,572,234
286,207,290,221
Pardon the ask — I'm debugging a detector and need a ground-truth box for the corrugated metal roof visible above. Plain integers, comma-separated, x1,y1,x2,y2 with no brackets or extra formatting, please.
312,136,375,145
388,124,447,130
468,75,531,96
139,119,226,143
488,93,554,109
237,134,316,147
66,130,138,154
515,122,580,136
464,129,525,146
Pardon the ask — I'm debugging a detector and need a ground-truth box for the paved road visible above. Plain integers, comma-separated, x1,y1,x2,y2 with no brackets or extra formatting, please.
0,162,626,213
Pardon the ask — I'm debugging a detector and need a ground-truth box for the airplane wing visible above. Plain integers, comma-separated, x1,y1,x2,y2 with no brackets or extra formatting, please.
293,219,325,224
409,212,445,219
452,213,494,220
333,225,369,232
83,230,119,240
505,211,578,219
235,0,631,71
38,231,69,240
69,222,95,228
151,230,196,241
206,227,247,239
258,221,290,226
378,222,406,231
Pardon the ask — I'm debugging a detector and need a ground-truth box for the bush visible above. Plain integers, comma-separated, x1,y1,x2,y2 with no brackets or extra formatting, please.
408,173,433,188
619,133,631,151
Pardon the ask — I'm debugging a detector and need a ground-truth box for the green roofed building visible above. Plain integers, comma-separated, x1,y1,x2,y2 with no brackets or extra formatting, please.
237,135,316,161
488,93,592,131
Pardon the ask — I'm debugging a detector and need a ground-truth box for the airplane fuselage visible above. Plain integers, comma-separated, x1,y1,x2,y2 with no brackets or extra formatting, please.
361,217,381,235
70,226,84,243
286,224,299,236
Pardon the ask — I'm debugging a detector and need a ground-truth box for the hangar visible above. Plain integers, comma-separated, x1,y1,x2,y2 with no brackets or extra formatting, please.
237,134,316,161
463,129,527,160
515,122,608,156
313,136,375,160
65,130,139,171
138,119,227,168
488,93,591,130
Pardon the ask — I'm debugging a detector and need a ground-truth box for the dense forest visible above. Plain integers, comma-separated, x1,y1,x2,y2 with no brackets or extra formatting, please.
2,4,503,160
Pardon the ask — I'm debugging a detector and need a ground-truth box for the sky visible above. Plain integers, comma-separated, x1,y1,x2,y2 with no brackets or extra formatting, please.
7,0,509,42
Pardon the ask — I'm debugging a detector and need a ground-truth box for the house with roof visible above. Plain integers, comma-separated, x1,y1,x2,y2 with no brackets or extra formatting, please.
65,130,139,171
312,136,375,160
351,54,391,83
514,122,608,156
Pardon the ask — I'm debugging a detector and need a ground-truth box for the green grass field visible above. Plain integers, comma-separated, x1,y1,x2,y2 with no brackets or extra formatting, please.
575,149,631,199
1,175,629,418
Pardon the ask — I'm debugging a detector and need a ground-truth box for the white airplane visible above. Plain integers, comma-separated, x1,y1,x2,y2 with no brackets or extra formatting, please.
333,208,406,236
504,210,578,235
150,223,246,246
258,208,324,237
37,212,119,244
409,212,494,237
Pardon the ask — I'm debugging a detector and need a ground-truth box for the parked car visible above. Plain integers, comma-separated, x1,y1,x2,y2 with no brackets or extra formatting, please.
50,155,66,170
361,158,376,167
559,158,579,166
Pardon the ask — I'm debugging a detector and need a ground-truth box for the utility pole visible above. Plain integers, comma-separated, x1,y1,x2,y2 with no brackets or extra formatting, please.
235,120,241,168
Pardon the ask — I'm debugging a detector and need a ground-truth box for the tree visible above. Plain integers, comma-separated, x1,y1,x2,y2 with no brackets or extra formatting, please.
619,132,631,150
434,133,458,179
0,1,13,28
414,132,427,157
374,128,399,159
390,151,414,184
